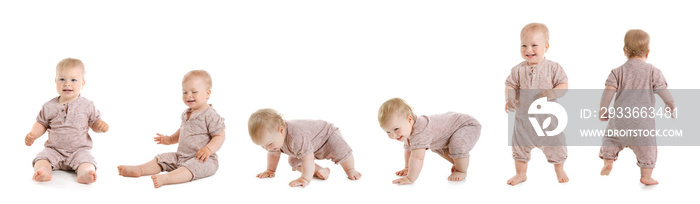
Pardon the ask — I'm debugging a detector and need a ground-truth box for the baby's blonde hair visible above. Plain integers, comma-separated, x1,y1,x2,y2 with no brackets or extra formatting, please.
521,23,550,43
248,108,286,144
623,29,650,58
378,98,415,127
183,70,213,90
56,58,85,76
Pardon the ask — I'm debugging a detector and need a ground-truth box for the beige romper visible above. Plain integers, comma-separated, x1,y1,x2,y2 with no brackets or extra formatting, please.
155,105,225,180
505,59,568,163
403,112,481,158
272,120,353,170
33,96,101,170
599,59,667,168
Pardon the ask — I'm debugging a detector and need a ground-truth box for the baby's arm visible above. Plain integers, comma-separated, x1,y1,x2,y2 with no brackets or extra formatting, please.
195,131,226,162
657,89,676,118
396,149,410,176
25,122,47,146
90,119,109,133
289,153,315,187
393,148,426,185
541,82,569,100
599,86,616,121
257,151,281,178
505,85,518,113
154,129,181,145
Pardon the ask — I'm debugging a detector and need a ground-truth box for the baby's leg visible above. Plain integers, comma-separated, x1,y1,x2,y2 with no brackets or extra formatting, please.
553,163,568,183
508,145,531,185
311,164,330,180
76,163,97,184
640,168,658,185
632,145,658,185
339,155,361,180
542,146,568,183
437,149,468,181
507,161,528,185
437,150,455,164
600,137,625,176
32,159,52,182
600,158,614,176
449,157,469,182
151,167,193,188
118,158,162,177
292,157,330,180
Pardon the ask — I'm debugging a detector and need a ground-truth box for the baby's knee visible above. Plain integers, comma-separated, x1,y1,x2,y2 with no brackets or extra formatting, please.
183,159,218,180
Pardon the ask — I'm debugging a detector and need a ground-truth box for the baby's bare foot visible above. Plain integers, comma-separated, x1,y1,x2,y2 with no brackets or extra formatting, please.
33,168,52,182
640,177,659,185
77,170,97,184
448,171,466,182
507,173,527,186
555,167,569,183
314,167,330,180
600,162,613,176
346,169,362,180
151,175,164,188
117,165,142,177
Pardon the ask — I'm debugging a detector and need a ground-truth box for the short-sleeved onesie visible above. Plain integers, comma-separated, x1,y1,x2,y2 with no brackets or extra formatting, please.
155,105,225,180
272,120,353,170
403,112,481,158
33,96,101,170
505,59,568,163
599,59,667,168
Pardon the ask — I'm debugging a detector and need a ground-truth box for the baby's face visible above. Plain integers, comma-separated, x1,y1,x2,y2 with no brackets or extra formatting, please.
380,113,413,142
55,67,84,102
520,31,549,66
182,77,211,111
258,127,285,151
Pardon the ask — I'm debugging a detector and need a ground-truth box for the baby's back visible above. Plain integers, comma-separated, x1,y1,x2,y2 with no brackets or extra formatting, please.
606,59,667,108
605,59,668,131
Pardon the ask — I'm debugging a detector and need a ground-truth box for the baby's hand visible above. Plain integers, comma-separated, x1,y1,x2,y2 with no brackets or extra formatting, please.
92,120,109,133
256,169,276,178
289,177,310,187
196,146,212,162
154,133,173,145
540,90,557,101
665,102,676,119
395,168,408,176
392,177,413,185
505,98,518,113
25,132,36,146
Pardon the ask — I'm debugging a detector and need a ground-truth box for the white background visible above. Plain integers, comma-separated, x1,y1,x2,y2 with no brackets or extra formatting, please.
1,0,698,203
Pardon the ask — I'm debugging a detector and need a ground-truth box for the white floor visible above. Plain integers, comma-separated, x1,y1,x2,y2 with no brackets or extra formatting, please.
7,122,698,203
